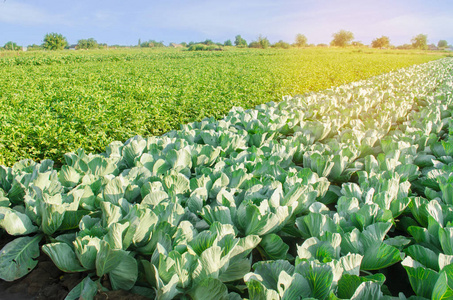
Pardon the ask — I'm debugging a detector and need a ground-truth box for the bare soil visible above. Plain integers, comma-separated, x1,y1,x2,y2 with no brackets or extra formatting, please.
0,252,81,300
0,235,149,300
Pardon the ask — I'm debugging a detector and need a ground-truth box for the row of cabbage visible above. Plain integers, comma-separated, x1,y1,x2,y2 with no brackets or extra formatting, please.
0,58,452,299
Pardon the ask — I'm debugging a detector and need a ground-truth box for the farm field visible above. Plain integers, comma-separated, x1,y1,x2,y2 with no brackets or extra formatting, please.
0,52,453,299
0,47,446,166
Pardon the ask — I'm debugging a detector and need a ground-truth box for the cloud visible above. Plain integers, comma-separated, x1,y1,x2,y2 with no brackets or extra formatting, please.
0,2,69,26
374,12,453,43
90,10,123,28
1,0,451,46
134,1,283,38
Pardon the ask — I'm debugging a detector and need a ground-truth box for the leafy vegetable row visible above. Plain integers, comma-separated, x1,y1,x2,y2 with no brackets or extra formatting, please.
0,48,442,166
0,58,452,299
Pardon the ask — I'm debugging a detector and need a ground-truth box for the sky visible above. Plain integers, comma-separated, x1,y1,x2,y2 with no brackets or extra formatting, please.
0,0,452,47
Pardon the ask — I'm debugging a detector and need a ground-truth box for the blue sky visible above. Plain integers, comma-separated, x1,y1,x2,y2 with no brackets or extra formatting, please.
0,0,452,46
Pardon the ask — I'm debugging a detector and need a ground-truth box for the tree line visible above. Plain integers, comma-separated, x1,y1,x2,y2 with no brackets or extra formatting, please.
1,33,108,51
1,31,451,51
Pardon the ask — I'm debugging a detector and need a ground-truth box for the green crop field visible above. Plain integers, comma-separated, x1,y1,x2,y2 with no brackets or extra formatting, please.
0,47,445,166
1,56,453,299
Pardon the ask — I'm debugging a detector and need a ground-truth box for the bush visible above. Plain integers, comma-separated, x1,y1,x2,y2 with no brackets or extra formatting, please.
202,39,214,45
272,40,291,49
249,35,270,49
27,44,43,51
351,41,365,47
371,36,390,48
140,40,165,48
187,44,222,51
188,44,205,51
248,41,260,48
76,38,99,50
396,44,413,50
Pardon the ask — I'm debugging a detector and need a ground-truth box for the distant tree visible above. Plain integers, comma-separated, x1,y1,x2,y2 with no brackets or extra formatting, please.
273,40,291,49
258,35,270,49
87,38,99,49
294,34,307,47
396,44,412,50
43,33,68,50
317,43,328,47
27,44,43,51
141,40,165,48
180,42,187,47
138,39,141,47
411,34,428,49
234,35,247,47
371,36,390,48
331,30,354,47
187,44,222,51
249,35,270,49
224,39,232,46
201,39,214,45
351,41,364,47
3,41,20,51
76,38,99,50
438,40,448,48
248,41,260,48
188,44,207,51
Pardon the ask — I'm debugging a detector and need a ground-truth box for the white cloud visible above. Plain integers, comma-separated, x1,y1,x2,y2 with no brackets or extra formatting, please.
1,0,451,46
135,1,283,38
0,2,69,26
373,13,453,43
90,11,123,28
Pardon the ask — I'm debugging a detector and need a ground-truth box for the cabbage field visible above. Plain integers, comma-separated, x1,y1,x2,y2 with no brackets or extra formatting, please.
0,49,453,299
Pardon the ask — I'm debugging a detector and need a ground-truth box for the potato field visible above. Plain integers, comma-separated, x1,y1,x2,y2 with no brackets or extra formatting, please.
0,48,443,166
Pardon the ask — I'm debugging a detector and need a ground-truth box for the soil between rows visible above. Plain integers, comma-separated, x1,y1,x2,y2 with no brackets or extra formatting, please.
0,235,149,300
1,234,416,299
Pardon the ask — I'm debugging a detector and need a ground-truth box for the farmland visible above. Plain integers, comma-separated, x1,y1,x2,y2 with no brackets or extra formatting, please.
0,47,445,166
0,44,453,299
